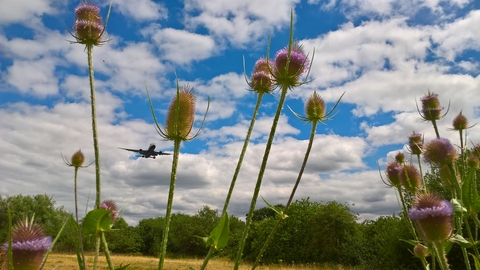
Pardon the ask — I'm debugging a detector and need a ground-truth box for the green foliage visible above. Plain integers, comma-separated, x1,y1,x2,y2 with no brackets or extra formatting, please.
105,218,142,254
82,209,113,234
248,203,284,221
137,216,164,256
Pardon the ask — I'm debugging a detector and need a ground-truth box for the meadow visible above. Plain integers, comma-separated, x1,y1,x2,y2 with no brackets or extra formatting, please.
44,254,356,270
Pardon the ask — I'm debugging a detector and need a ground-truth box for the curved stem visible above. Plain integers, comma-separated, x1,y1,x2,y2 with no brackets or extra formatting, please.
159,138,181,270
200,93,264,270
252,120,318,269
234,85,289,270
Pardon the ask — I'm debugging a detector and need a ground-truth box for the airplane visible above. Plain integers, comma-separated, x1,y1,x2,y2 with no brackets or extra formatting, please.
119,143,171,159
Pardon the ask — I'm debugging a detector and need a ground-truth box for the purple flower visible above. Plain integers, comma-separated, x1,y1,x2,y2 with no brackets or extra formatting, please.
409,194,453,243
101,199,119,222
1,216,52,269
408,133,423,155
423,138,457,166
386,162,402,187
249,58,274,94
274,43,309,87
72,3,104,46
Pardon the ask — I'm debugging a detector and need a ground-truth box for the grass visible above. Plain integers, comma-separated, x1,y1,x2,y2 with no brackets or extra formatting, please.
44,253,358,270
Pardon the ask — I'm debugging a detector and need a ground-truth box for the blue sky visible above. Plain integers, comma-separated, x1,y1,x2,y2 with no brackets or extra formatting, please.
1,0,479,225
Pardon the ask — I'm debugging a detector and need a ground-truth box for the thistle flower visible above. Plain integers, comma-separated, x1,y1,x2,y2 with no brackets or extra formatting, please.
419,92,443,121
386,161,402,187
249,58,274,94
423,138,457,166
100,199,118,222
164,85,196,141
1,216,52,270
395,152,405,164
408,193,453,243
399,164,422,192
408,133,423,155
273,43,309,87
72,3,105,47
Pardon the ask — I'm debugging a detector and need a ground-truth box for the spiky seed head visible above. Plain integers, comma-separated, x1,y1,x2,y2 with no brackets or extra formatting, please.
473,144,480,158
467,155,479,170
1,216,52,269
408,133,423,155
423,138,457,166
71,150,85,167
420,92,443,121
395,152,405,164
452,111,468,131
165,85,196,141
73,3,104,46
100,199,119,222
413,244,428,259
304,91,326,122
408,193,453,243
399,164,422,193
274,43,309,87
386,161,402,187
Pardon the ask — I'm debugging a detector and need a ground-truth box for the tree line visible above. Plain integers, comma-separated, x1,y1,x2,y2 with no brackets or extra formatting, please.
0,193,470,269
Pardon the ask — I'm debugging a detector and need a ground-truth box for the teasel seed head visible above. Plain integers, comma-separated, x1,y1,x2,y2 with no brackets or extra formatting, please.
165,85,196,141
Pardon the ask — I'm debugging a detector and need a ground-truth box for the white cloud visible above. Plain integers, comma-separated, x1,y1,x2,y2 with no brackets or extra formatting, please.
151,28,216,65
111,0,168,22
0,0,62,25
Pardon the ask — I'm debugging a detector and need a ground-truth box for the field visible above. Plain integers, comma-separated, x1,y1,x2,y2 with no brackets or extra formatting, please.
43,254,356,270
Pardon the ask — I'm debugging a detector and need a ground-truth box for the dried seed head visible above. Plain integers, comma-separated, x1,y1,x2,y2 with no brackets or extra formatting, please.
395,152,405,164
408,193,453,243
165,85,196,141
304,91,326,123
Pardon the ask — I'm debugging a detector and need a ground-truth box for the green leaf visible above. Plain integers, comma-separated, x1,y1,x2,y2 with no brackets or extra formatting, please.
470,253,480,270
450,234,474,248
82,209,113,234
202,212,230,250
115,263,131,270
462,167,480,216
261,196,288,220
451,199,467,214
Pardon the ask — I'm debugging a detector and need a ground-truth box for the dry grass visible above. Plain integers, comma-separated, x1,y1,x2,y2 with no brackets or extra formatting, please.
43,253,356,270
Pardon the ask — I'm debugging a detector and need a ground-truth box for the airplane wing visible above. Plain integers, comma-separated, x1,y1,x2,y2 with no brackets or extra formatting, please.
154,151,172,156
119,147,143,154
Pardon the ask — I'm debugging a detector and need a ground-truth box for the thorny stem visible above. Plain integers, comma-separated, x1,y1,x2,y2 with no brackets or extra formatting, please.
102,232,115,270
252,120,318,269
234,85,289,270
431,119,440,139
433,241,449,270
74,167,86,270
159,139,181,270
87,44,105,269
201,93,265,270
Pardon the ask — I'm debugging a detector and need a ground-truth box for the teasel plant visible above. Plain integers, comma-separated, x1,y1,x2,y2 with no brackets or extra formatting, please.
61,149,93,270
250,90,344,269
233,10,315,270
68,2,114,268
200,57,276,270
147,82,209,270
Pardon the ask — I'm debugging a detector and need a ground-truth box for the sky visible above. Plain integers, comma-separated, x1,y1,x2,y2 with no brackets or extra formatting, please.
0,0,479,226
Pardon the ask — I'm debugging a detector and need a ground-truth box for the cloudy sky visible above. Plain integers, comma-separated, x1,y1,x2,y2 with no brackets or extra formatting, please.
1,0,479,225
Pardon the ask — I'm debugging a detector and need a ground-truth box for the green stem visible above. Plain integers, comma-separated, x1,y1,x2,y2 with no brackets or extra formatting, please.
252,120,318,270
87,44,103,269
102,231,115,270
200,93,264,270
159,139,181,270
431,119,440,139
93,236,100,270
432,241,449,270
74,167,86,270
234,85,289,270
416,154,425,191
